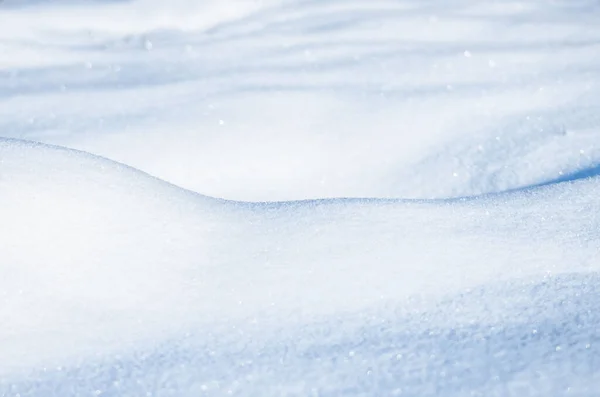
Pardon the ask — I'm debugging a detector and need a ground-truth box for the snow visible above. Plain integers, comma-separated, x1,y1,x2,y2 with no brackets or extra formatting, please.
1,0,600,395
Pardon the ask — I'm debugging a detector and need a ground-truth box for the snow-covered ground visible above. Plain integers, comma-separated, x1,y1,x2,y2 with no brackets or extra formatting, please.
1,0,600,395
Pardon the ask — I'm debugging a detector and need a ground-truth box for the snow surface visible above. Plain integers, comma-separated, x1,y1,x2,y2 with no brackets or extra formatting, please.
1,0,600,395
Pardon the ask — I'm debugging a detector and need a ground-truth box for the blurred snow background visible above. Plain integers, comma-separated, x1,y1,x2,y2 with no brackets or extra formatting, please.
1,0,600,395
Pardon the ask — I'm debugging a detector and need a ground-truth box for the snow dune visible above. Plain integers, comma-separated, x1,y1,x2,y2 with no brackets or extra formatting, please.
2,138,600,395
2,0,600,395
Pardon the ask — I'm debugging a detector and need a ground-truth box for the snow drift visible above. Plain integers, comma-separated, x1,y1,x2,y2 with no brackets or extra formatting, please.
2,0,600,395
2,0,600,201
2,138,600,395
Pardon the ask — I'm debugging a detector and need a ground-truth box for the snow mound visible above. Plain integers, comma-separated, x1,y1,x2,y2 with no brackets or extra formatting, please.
2,138,600,396
0,138,221,373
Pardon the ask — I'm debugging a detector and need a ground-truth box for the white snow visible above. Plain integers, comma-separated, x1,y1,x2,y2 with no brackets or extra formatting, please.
1,0,600,395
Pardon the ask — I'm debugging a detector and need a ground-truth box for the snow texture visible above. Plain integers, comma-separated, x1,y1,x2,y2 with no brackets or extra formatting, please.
1,0,600,396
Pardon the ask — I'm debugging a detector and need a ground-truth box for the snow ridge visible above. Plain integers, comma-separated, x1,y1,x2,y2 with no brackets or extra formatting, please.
2,138,600,395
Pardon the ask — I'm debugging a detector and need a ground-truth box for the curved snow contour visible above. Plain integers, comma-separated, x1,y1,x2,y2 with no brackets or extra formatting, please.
0,138,226,373
2,138,600,391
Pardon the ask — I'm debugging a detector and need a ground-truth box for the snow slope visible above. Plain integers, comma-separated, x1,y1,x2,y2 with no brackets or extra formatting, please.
2,139,600,396
2,0,600,395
